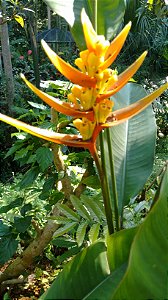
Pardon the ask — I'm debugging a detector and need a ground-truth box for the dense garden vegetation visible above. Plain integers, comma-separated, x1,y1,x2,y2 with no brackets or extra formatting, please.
0,0,167,299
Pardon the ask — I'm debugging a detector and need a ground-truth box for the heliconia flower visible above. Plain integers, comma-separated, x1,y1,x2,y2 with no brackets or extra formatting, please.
73,118,96,141
0,9,167,154
93,99,114,124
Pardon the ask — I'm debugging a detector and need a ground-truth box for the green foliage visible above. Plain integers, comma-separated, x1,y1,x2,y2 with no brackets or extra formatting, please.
106,227,138,272
113,165,168,299
40,241,109,300
36,147,54,172
43,0,126,49
0,176,51,265
50,194,106,249
103,83,156,215
40,165,168,299
0,235,19,265
122,0,168,77
14,216,32,233
0,198,24,214
0,142,101,266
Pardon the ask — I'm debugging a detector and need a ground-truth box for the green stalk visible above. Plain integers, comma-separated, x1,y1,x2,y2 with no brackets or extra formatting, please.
91,0,114,234
92,145,114,234
106,128,120,231
92,0,97,33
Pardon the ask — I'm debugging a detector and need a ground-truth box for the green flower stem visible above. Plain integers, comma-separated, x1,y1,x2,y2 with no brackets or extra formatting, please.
93,0,98,33
92,143,114,235
91,4,114,234
106,128,120,231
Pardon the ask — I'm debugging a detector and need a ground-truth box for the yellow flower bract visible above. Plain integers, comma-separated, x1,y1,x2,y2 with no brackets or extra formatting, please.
69,9,119,139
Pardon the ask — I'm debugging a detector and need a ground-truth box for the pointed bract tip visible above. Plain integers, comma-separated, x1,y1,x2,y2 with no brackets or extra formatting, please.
138,50,148,61
41,39,48,50
81,8,87,22
20,73,25,80
127,21,132,29
143,50,148,56
41,39,45,46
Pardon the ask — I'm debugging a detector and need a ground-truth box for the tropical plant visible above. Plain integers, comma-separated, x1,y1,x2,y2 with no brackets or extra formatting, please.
0,0,167,298
39,164,168,299
123,0,168,77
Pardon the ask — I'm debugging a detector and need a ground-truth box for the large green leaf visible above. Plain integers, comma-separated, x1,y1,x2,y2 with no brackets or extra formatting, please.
18,166,39,189
103,83,156,214
124,0,140,26
36,147,53,171
112,165,168,299
106,227,138,272
0,237,19,265
14,216,32,233
0,222,11,237
40,241,110,299
40,226,136,299
0,197,23,213
84,227,137,299
43,0,125,49
84,264,127,300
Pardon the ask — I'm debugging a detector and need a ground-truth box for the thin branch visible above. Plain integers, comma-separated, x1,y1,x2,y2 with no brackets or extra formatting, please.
146,161,168,192
74,168,90,198
51,108,73,201
31,219,42,237
0,205,60,286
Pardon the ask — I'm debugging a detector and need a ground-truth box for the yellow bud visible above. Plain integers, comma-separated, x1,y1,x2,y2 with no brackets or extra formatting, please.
95,36,110,57
103,69,113,80
87,52,101,77
73,118,96,140
80,50,89,65
75,58,86,73
87,52,100,68
95,70,104,81
68,93,79,107
71,85,82,99
92,88,100,99
80,88,94,110
104,74,118,91
93,99,114,123
98,69,118,94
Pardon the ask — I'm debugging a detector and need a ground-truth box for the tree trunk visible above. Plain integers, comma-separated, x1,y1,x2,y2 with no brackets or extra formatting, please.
0,0,15,114
0,206,59,286
47,6,51,29
26,9,40,88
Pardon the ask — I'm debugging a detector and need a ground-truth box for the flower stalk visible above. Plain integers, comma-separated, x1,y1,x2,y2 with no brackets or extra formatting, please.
91,6,115,233
91,144,114,234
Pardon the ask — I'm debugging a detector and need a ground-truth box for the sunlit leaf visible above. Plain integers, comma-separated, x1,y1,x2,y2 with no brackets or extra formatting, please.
76,222,88,247
88,224,100,244
36,147,54,171
113,165,168,299
53,222,77,238
102,83,157,214
40,241,109,299
14,15,24,27
70,195,92,221
0,237,18,265
43,0,125,49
